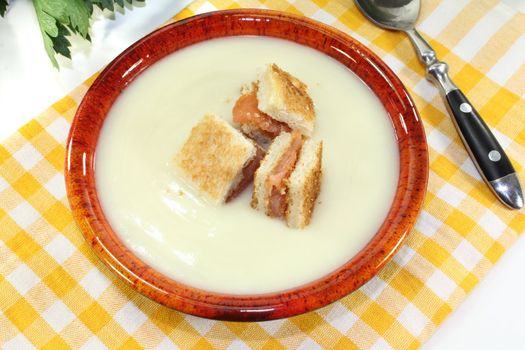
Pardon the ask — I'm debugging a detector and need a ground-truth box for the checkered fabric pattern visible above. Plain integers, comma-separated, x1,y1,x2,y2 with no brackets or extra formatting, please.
1,0,524,348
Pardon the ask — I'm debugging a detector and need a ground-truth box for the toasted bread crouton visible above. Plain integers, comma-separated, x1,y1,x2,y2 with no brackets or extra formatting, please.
257,64,315,136
286,139,322,228
251,132,294,213
174,113,261,204
252,130,322,228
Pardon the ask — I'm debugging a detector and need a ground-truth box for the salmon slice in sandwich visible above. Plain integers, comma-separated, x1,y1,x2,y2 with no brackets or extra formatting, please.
233,64,315,147
174,113,264,204
252,130,322,228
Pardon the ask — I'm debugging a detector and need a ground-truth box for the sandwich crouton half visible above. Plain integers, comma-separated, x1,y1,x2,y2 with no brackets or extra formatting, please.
257,64,315,136
233,64,316,147
174,113,264,204
252,130,322,228
286,137,323,228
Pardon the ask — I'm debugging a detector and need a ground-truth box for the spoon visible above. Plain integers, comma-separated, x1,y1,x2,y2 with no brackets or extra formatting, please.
354,0,523,210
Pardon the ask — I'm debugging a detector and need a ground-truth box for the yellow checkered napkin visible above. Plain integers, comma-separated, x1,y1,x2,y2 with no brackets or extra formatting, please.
1,0,524,348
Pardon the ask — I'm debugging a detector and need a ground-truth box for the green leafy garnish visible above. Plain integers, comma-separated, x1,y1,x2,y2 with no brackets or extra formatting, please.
1,0,144,68
33,0,90,67
87,0,141,14
0,0,8,16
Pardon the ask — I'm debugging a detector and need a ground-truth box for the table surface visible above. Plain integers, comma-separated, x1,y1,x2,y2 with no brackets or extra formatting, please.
1,1,524,348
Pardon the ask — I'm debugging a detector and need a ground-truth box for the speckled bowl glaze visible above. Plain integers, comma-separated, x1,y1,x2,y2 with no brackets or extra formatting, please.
65,9,428,321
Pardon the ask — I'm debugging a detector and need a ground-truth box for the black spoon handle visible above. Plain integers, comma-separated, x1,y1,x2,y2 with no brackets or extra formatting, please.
446,89,513,181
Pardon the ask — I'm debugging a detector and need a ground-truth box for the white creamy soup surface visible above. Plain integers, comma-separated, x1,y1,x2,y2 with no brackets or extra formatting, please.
95,36,399,295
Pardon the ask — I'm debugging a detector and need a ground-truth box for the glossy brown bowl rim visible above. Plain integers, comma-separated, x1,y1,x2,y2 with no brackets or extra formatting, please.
65,9,428,321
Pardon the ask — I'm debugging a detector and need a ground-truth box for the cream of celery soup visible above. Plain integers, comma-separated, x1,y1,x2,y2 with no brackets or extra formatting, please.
95,36,399,294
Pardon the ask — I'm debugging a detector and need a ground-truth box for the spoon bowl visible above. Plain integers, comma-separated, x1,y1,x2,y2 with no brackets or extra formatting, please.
354,0,420,31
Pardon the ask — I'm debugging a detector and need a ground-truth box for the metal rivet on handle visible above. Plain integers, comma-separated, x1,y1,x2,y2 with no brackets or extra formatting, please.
459,103,472,113
488,150,501,162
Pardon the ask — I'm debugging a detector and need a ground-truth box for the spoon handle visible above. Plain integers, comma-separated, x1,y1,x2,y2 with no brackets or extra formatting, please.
405,29,523,209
